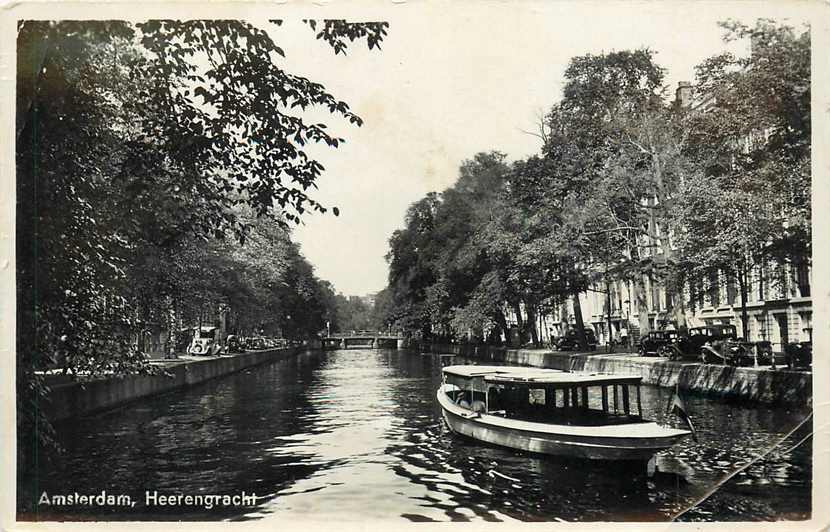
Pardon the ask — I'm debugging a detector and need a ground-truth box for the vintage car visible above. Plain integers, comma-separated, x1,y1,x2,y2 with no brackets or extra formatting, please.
187,326,222,356
273,338,288,348
693,324,758,366
244,336,261,350
225,334,243,353
555,328,598,351
637,330,680,357
751,340,777,366
661,325,778,366
654,325,728,362
784,341,812,370
174,327,195,354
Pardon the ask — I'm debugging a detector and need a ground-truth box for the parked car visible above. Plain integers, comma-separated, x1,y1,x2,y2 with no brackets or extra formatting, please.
225,334,243,353
659,324,737,361
555,328,598,351
174,327,194,353
637,330,679,357
246,336,266,350
187,326,222,356
751,340,777,366
784,341,812,371
693,324,757,366
659,325,777,366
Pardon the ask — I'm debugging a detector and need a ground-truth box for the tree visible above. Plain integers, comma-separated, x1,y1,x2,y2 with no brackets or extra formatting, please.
369,288,396,331
334,295,375,332
383,153,510,342
497,50,671,347
16,19,388,470
673,19,810,338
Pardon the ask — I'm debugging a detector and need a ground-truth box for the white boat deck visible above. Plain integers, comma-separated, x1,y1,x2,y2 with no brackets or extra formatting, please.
443,364,642,386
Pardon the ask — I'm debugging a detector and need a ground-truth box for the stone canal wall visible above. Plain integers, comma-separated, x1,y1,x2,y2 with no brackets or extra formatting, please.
45,347,302,422
427,344,812,408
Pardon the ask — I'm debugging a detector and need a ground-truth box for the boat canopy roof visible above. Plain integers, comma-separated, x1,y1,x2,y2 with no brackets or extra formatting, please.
442,365,642,386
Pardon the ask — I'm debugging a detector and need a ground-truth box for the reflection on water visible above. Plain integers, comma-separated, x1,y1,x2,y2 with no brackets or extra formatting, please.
19,349,811,522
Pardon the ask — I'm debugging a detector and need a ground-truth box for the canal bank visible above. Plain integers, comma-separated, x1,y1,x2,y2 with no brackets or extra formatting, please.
44,346,308,422
426,343,812,408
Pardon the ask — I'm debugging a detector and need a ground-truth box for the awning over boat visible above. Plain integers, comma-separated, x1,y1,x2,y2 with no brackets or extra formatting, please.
442,365,642,386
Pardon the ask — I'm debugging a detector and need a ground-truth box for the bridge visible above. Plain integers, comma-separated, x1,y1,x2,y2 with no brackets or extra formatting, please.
322,331,406,349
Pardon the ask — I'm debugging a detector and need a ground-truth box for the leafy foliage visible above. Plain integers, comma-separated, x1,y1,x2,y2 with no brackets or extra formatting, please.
16,19,386,469
379,20,810,349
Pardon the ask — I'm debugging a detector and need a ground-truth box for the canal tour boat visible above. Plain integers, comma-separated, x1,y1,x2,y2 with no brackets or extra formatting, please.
437,365,691,461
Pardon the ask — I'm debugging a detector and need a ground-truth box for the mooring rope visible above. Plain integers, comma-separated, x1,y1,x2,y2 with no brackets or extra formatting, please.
782,431,814,455
671,411,813,522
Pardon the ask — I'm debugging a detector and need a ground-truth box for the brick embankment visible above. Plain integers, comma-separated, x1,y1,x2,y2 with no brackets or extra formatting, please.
45,347,304,422
427,344,812,408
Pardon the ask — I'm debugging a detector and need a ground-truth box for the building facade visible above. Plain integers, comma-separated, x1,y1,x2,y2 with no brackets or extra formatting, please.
570,78,812,353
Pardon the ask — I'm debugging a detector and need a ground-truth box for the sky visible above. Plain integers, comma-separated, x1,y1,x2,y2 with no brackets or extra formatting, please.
267,1,810,297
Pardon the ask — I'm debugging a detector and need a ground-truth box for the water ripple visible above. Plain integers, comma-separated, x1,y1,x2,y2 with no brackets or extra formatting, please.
20,348,811,522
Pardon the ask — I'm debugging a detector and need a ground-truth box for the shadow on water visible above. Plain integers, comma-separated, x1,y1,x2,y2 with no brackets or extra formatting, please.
19,348,811,522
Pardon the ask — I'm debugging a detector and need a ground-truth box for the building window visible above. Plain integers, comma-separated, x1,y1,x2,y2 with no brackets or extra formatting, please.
755,315,767,341
650,275,661,311
757,262,766,302
708,272,720,307
778,264,789,299
796,261,810,297
726,274,737,306
799,312,812,341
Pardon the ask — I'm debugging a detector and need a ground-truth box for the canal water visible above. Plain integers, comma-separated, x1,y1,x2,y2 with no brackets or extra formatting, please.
20,348,811,522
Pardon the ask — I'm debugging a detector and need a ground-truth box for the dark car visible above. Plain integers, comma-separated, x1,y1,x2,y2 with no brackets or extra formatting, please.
654,324,732,362
244,336,265,350
751,340,777,366
784,341,812,370
662,325,776,366
637,330,679,357
225,334,243,353
555,328,598,351
692,324,758,366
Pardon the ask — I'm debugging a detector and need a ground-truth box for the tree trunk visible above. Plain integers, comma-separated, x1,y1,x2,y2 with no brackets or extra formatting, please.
166,296,177,357
738,262,750,341
634,275,650,337
605,281,614,353
493,308,509,346
513,301,525,345
671,284,689,334
421,319,432,341
572,292,588,350
526,303,540,347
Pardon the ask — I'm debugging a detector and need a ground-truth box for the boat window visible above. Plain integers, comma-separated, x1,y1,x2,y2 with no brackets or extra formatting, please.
444,374,489,410
484,381,644,425
444,374,469,389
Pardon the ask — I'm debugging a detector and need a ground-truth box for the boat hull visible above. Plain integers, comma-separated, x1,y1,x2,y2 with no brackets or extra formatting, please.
438,391,687,461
